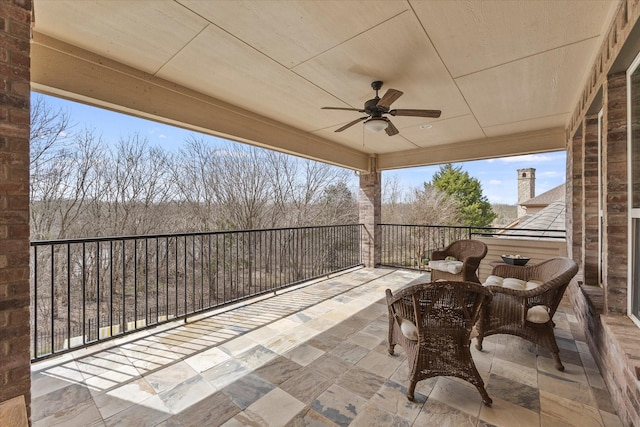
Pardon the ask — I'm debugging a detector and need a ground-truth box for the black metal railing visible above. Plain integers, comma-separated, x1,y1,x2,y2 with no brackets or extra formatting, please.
30,224,363,360
378,224,566,271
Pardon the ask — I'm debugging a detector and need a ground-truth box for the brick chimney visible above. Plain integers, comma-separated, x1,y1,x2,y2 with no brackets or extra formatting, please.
517,168,535,218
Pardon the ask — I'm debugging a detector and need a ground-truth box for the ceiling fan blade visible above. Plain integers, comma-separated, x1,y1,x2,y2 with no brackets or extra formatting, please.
335,116,368,132
385,119,399,136
321,106,365,112
389,109,441,118
376,89,403,109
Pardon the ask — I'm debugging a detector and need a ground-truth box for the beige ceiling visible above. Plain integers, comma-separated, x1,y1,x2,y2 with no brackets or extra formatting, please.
30,0,620,172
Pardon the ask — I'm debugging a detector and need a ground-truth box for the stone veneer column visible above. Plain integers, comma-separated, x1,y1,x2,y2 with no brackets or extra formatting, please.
583,115,600,286
570,129,584,282
603,72,628,314
359,171,381,268
0,0,32,424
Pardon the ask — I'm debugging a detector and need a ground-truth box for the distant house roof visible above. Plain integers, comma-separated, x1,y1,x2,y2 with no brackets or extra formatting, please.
502,183,567,239
521,184,565,207
512,200,566,236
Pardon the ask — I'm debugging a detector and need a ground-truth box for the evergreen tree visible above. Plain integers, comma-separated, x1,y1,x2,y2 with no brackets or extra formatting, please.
431,164,496,227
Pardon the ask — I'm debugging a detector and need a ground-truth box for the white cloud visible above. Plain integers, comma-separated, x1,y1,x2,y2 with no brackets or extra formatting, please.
489,179,502,185
148,127,168,139
498,153,557,163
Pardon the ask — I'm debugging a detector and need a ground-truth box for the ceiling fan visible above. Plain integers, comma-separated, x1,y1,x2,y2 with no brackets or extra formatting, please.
321,81,441,136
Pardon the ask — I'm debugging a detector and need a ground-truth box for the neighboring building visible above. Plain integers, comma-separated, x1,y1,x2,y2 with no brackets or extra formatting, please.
509,169,566,237
511,199,566,238
516,183,567,236
519,183,566,218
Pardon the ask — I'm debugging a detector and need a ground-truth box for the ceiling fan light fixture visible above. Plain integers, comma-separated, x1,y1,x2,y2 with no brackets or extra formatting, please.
364,118,388,132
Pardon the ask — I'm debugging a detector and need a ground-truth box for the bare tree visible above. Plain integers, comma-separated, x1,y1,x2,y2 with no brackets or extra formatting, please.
381,178,463,268
402,183,461,226
266,150,355,227
100,134,174,236
382,175,461,226
212,144,273,230
30,94,72,168
381,174,403,223
170,136,221,231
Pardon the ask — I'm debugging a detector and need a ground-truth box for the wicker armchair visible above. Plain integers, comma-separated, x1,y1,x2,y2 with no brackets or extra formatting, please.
429,239,487,283
386,280,493,406
476,257,578,371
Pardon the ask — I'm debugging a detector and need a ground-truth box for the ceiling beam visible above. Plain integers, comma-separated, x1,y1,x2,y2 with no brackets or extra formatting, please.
30,32,371,172
377,127,566,170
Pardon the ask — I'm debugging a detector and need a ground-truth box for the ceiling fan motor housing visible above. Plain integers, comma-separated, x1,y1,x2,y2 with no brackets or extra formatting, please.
365,98,385,116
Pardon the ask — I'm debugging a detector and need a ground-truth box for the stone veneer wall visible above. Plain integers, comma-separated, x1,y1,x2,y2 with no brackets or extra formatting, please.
565,0,640,424
568,68,640,427
570,129,584,284
0,0,32,423
604,72,629,313
583,115,600,286
359,171,380,268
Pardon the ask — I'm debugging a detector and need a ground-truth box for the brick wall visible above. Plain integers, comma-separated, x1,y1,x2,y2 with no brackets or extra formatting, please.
0,0,31,422
358,171,380,268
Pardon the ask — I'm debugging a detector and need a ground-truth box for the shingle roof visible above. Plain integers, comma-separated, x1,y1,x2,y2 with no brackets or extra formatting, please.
521,184,565,207
513,199,566,237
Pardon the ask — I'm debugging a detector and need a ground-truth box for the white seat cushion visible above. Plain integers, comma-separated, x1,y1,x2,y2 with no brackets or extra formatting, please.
429,260,463,275
502,278,527,290
483,275,543,291
525,279,544,290
399,318,418,341
526,305,551,323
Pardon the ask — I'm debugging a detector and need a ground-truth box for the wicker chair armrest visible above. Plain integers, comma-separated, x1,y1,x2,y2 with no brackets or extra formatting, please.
490,264,534,281
461,255,484,269
430,249,447,261
386,288,417,323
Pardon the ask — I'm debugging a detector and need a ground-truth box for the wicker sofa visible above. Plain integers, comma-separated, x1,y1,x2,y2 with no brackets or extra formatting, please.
476,257,579,371
386,280,493,406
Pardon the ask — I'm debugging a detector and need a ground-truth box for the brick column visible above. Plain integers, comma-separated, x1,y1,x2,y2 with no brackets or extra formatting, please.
0,0,32,423
359,171,380,268
603,72,628,314
582,115,600,285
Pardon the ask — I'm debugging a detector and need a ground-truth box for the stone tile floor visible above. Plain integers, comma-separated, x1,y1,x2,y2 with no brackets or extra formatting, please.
31,267,623,426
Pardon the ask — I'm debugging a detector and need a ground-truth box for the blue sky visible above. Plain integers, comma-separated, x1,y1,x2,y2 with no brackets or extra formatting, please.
38,93,566,205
